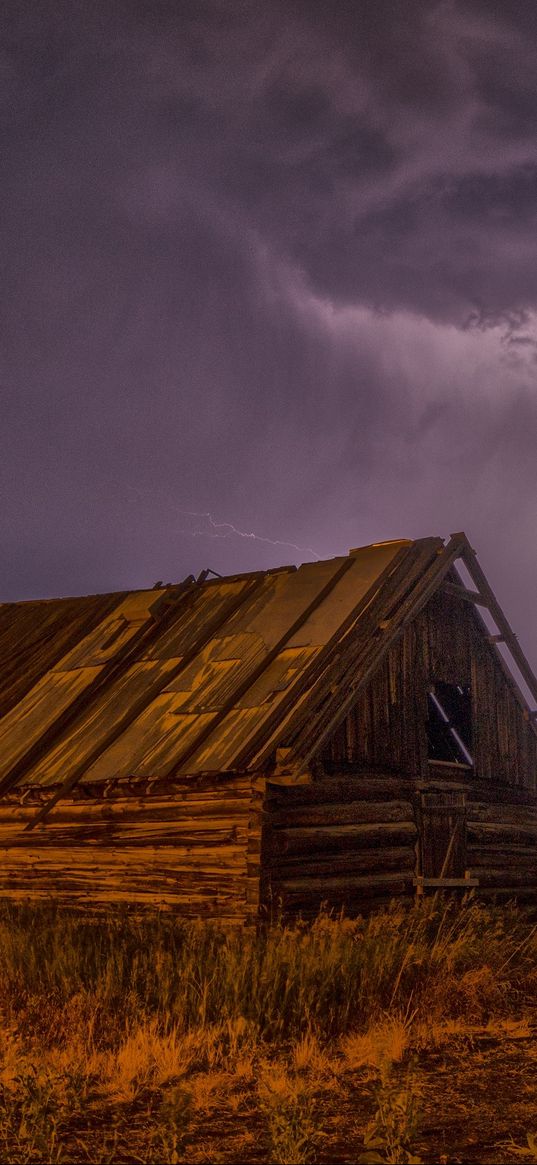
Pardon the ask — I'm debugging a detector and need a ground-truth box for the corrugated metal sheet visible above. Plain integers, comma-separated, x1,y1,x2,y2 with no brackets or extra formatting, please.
0,539,442,795
0,592,125,719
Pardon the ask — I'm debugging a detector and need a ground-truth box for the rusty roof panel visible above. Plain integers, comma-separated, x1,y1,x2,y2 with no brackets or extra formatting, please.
56,590,167,670
178,707,277,773
237,646,319,709
0,592,125,719
161,633,263,707
73,635,266,783
19,659,180,788
220,558,346,645
79,698,199,782
130,710,220,779
0,666,103,783
168,545,408,773
283,543,405,649
143,578,262,660
61,560,352,786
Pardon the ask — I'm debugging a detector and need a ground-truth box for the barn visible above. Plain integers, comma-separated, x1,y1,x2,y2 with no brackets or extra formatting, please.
0,531,537,922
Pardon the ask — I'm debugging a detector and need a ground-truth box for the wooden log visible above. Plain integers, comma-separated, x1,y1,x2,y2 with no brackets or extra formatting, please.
268,821,417,857
0,822,249,846
469,886,537,900
269,800,414,829
464,783,537,806
0,807,251,832
468,844,537,866
0,880,244,899
469,802,537,826
0,869,246,895
268,846,416,878
0,890,247,918
8,787,250,811
273,871,415,905
0,812,248,836
265,777,412,807
466,867,537,888
0,844,246,869
467,822,537,847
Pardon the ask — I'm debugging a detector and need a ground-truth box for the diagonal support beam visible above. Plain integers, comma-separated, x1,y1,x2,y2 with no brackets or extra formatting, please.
294,533,469,768
451,532,537,712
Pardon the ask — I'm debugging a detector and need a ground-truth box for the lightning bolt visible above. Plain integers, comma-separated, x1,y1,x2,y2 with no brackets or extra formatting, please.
121,483,321,560
179,510,321,560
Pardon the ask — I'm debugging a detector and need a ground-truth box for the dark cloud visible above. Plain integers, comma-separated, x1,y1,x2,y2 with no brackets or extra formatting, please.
2,0,537,671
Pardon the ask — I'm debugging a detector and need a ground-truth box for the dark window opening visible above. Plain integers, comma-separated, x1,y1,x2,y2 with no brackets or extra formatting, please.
427,681,473,765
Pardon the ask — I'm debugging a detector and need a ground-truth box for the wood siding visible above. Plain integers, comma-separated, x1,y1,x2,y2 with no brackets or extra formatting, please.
0,776,255,921
320,625,426,776
321,592,537,793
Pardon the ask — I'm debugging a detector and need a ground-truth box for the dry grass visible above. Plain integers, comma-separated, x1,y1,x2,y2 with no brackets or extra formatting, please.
1,898,537,1161
341,1013,412,1072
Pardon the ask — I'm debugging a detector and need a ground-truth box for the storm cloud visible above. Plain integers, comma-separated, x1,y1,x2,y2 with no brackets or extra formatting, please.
2,0,537,664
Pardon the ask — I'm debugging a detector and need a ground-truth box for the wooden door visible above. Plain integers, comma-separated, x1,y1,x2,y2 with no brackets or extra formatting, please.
419,791,467,880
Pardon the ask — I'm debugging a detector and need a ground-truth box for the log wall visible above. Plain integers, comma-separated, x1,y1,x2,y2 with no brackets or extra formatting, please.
0,776,256,921
466,793,537,897
262,774,418,919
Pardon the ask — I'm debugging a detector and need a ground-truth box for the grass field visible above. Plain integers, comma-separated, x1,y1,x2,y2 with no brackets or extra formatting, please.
1,897,537,1162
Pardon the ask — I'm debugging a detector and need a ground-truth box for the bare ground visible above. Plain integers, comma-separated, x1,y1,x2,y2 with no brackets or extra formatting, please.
36,1019,537,1164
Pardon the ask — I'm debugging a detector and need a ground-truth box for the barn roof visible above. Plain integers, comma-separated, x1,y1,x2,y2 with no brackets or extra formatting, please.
0,532,536,815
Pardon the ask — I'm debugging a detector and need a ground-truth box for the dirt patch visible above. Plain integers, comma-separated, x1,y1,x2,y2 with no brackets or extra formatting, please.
3,1028,537,1162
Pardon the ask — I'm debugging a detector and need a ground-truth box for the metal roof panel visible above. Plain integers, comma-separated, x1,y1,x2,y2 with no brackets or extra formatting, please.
0,538,475,798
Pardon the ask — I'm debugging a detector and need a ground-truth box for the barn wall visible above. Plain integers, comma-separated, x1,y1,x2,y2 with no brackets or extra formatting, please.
261,774,417,919
420,591,537,791
262,773,537,913
320,624,425,776
465,786,537,897
0,776,257,921
321,591,537,792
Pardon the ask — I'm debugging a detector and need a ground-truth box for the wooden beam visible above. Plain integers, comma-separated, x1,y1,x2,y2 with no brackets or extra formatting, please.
440,581,488,605
414,875,479,888
451,532,537,713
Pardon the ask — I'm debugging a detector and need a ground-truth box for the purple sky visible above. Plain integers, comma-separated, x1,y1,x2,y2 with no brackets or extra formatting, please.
3,1,537,665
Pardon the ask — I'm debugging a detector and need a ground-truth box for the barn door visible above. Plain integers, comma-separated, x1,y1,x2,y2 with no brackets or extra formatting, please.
419,791,467,881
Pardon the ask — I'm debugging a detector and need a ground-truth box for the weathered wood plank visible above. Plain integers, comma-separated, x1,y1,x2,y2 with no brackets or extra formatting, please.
0,869,246,893
465,783,537,806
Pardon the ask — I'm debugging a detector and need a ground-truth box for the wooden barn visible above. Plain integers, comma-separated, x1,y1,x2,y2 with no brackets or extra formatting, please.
1,531,537,921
